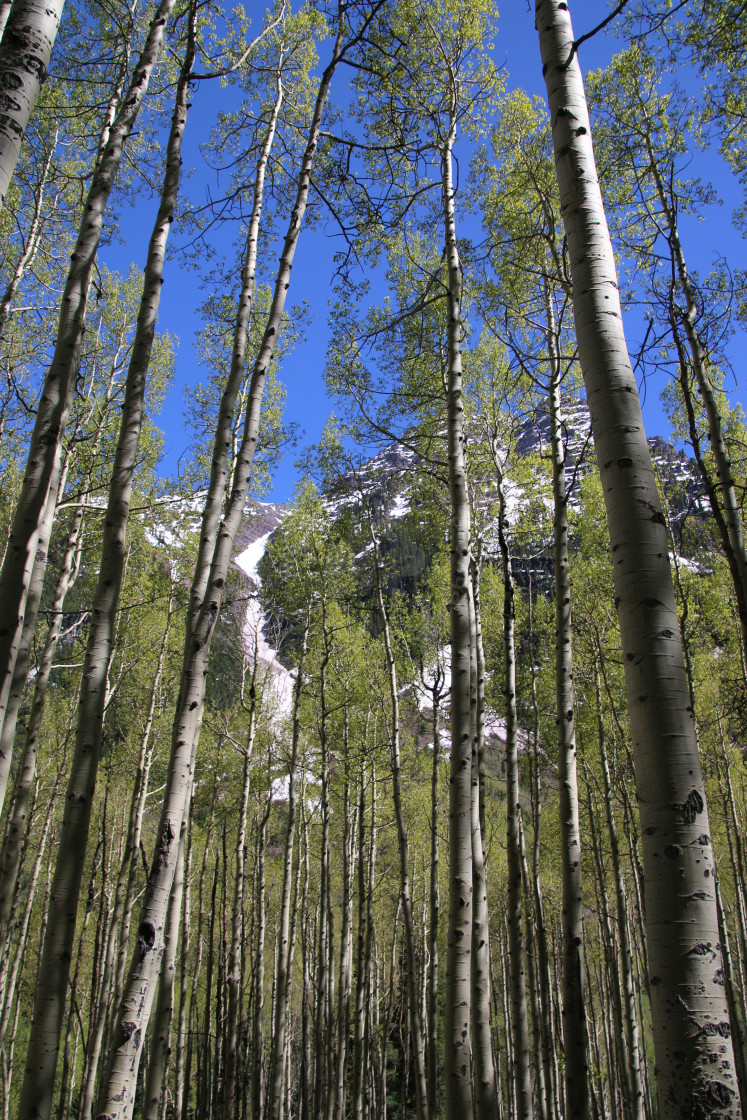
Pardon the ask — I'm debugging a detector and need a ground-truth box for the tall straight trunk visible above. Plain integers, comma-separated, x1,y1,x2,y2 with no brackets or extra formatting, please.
0,447,69,809
353,753,376,1120
0,798,52,1087
267,620,308,1120
0,127,58,334
143,820,187,1120
223,660,259,1120
16,27,195,1117
527,580,560,1120
495,472,533,1120
469,561,497,1120
82,599,174,1120
595,673,644,1120
714,869,747,1119
368,513,428,1120
334,749,356,1120
427,681,442,1119
173,794,193,1120
0,0,177,789
536,3,739,1115
585,770,627,1116
313,618,335,1120
97,18,355,1110
442,114,474,1120
547,318,589,1120
643,138,747,659
520,821,548,1120
0,0,65,205
0,489,85,937
252,793,271,1120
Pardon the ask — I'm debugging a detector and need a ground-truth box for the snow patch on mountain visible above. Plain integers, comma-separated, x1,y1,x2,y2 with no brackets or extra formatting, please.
233,504,294,717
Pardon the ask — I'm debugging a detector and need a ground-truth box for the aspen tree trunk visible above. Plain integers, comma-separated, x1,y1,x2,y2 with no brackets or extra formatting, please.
536,3,740,1114
334,750,356,1120
16,26,194,1116
173,796,193,1120
547,316,589,1120
0,492,85,936
0,800,52,1089
300,805,313,1120
0,127,58,334
82,601,174,1120
0,0,176,771
0,0,65,205
520,836,548,1120
495,471,533,1120
644,142,747,658
585,770,627,1114
527,627,560,1120
267,620,308,1120
97,17,357,1110
715,870,747,1118
353,754,377,1120
180,798,214,1120
0,447,69,813
143,820,186,1120
469,561,498,1120
313,614,335,1120
368,514,429,1120
442,113,474,1120
427,681,442,1119
527,582,561,1120
595,674,644,1120
497,923,516,1120
223,659,259,1120
252,794,271,1120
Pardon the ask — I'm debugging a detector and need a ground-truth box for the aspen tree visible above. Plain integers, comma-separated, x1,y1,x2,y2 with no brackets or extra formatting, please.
267,618,309,1120
0,0,177,811
0,0,65,205
536,2,740,1115
15,18,195,1116
588,47,747,660
97,10,383,1115
367,501,429,1120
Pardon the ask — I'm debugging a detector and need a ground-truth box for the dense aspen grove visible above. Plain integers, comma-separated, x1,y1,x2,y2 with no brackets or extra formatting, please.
0,1,746,1120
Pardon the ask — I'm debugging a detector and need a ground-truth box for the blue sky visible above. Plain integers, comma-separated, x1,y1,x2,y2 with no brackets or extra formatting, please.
102,0,746,505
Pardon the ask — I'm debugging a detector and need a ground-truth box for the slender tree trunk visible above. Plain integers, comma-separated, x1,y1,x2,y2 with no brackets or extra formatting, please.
368,512,429,1120
143,819,187,1120
0,0,65,205
645,140,747,659
268,620,309,1120
173,794,193,1120
495,471,533,1120
0,127,58,334
0,447,70,810
536,3,740,1114
16,27,196,1114
0,0,177,787
0,490,85,937
442,114,474,1120
223,658,259,1120
427,680,442,1119
595,672,644,1120
97,20,354,1110
547,319,589,1120
469,559,497,1120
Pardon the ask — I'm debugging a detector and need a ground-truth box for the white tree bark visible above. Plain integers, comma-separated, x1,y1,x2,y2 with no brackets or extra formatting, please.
0,0,65,205
0,0,176,796
443,115,474,1120
96,14,353,1116
536,3,740,1116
